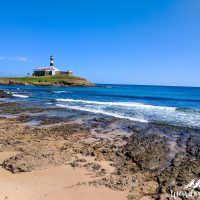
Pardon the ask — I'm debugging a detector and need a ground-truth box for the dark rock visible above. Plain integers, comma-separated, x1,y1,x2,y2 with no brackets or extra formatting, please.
84,162,102,172
76,158,87,162
89,175,131,191
0,90,12,98
186,135,200,158
2,151,71,173
121,134,170,172
70,161,81,168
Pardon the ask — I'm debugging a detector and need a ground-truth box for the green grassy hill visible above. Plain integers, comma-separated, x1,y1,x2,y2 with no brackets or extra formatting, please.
0,75,93,87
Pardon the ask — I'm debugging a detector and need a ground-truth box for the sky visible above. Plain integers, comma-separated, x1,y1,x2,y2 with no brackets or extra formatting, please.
0,0,200,86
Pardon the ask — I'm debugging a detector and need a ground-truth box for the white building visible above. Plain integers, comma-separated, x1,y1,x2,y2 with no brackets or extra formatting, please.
33,55,73,76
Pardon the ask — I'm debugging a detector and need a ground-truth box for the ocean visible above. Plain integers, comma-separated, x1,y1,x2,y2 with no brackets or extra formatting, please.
1,84,200,128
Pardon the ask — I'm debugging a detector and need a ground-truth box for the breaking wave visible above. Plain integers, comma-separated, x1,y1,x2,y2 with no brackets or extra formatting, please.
56,104,148,123
56,98,176,111
55,98,200,127
12,93,29,98
53,91,72,94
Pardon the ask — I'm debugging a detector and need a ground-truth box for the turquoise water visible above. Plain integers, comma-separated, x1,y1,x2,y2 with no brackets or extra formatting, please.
1,84,200,128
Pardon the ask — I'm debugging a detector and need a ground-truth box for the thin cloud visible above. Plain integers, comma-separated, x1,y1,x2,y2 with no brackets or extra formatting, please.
0,56,29,61
16,57,28,61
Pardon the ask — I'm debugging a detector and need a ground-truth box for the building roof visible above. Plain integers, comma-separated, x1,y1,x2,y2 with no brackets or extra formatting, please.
34,66,60,71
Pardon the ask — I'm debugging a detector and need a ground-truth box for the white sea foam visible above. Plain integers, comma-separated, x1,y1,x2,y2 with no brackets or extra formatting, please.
53,91,71,94
12,93,29,98
55,99,200,128
56,98,176,111
56,104,148,123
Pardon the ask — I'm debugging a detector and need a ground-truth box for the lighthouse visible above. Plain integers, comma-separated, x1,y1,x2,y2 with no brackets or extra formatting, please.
33,55,73,76
50,55,54,67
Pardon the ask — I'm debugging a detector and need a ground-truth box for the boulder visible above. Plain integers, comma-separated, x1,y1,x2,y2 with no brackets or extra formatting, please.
0,90,12,98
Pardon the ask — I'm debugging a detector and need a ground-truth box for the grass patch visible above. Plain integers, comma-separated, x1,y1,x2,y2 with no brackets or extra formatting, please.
0,75,92,86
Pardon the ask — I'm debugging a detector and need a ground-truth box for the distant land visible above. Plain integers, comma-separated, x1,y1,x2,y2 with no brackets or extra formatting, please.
0,75,93,87
0,55,93,87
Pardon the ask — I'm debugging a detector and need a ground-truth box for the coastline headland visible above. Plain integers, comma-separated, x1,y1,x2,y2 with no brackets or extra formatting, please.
0,55,93,87
0,75,94,87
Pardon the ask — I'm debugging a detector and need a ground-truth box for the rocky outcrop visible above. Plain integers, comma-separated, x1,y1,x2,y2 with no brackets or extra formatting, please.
122,133,171,172
2,150,71,173
0,102,200,199
0,90,12,98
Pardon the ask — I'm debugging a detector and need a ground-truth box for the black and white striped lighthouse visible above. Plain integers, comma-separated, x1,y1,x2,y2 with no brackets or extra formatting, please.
50,55,54,67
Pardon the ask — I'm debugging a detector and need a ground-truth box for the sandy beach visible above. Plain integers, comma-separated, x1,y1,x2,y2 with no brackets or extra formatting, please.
0,116,129,200
0,152,128,200
0,99,132,200
0,100,199,200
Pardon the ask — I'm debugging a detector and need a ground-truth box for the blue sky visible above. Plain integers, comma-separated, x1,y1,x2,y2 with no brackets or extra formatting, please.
0,0,200,86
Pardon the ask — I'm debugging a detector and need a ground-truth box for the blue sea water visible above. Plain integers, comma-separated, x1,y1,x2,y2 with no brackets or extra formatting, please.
1,84,200,128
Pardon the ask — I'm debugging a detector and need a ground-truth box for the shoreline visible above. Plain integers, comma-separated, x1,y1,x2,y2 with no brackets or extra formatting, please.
0,101,199,199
